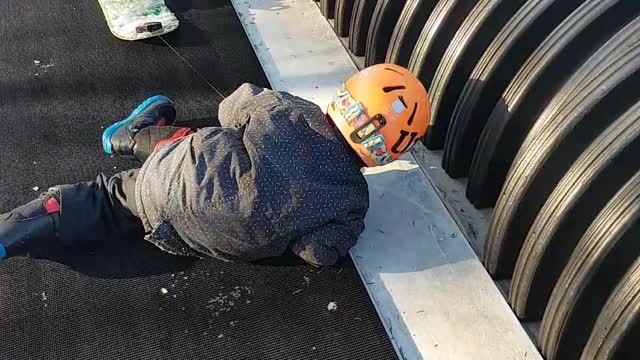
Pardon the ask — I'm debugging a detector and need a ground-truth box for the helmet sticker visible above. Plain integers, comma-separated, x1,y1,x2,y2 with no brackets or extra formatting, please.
331,83,392,165
335,83,349,99
344,102,364,126
331,84,350,114
333,83,368,127
362,134,391,166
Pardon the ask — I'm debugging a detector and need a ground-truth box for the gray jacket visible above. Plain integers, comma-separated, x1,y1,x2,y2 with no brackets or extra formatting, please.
135,84,369,265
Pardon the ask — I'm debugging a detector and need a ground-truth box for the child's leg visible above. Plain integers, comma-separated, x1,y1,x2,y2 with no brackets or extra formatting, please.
125,126,194,162
101,95,194,162
0,169,143,260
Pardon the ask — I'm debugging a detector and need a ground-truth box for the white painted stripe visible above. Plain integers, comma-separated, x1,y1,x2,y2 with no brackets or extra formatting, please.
231,0,357,112
230,1,541,359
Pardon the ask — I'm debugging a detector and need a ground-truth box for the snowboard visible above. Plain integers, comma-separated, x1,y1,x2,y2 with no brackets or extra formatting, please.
97,0,180,41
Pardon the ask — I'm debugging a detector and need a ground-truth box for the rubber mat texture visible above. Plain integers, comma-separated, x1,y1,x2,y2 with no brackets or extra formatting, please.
0,1,396,359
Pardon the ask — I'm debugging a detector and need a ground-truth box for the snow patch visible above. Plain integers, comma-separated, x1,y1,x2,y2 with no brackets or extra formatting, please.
206,286,252,316
33,59,54,76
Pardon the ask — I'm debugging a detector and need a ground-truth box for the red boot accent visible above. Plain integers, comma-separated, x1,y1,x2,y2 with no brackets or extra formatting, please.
44,197,60,214
154,128,194,150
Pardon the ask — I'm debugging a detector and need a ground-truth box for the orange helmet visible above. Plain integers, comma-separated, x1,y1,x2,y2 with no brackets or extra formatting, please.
327,63,430,167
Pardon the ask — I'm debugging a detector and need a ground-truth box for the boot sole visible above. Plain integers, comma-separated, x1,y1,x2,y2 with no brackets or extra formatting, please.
102,95,175,154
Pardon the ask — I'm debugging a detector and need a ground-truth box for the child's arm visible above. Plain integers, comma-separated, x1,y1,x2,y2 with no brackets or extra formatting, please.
290,213,366,266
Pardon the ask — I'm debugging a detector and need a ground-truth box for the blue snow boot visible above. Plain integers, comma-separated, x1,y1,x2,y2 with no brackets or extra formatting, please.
102,95,176,159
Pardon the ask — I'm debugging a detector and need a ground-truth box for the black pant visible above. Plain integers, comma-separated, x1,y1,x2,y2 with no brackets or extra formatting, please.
55,126,188,248
56,169,143,247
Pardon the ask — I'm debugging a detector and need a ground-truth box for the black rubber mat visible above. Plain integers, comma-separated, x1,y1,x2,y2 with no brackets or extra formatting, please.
385,0,437,67
0,1,397,359
539,170,640,360
334,0,355,37
364,0,407,66
466,0,640,208
509,101,640,320
348,0,377,56
483,16,640,278
441,0,586,178
407,0,478,91
582,258,640,360
423,0,528,150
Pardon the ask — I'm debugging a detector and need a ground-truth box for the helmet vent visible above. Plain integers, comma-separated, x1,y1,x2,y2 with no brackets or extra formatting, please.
398,96,407,108
384,67,405,76
407,104,418,125
383,85,406,93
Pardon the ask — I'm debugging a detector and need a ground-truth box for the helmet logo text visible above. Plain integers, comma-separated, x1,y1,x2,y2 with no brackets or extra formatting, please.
391,130,418,154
